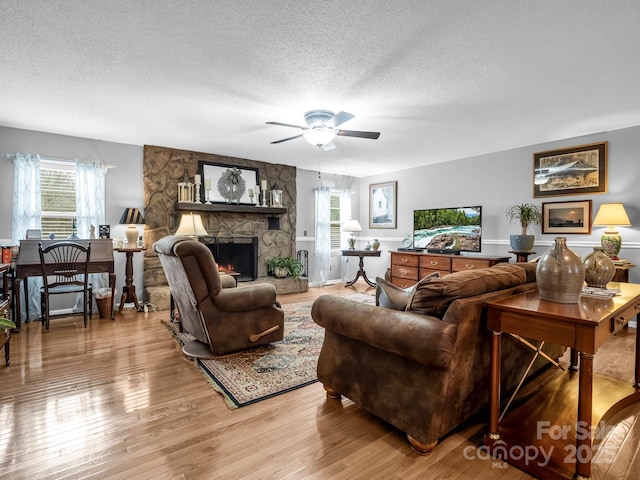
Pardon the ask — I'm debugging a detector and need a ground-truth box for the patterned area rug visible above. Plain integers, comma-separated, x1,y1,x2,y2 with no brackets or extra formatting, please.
163,292,375,408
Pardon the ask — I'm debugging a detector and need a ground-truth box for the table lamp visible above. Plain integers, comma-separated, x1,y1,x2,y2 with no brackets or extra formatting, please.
119,208,145,247
343,218,362,250
592,203,631,259
175,213,208,238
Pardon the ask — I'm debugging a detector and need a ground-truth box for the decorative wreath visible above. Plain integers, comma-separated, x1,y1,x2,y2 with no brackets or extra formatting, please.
217,167,246,202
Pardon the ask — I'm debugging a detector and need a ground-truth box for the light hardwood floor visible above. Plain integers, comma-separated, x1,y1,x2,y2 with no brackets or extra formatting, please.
0,283,635,479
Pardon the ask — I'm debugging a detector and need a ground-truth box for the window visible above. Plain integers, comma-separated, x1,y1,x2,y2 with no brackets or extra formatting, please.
40,160,77,238
329,192,342,251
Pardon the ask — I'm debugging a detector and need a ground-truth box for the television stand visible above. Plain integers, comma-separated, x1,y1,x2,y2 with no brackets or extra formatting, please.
389,251,510,288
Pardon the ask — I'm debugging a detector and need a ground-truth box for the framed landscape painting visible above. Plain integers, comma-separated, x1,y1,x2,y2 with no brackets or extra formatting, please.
533,142,607,198
369,181,397,229
542,200,592,235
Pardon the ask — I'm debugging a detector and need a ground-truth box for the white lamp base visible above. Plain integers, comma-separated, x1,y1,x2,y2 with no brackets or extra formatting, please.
126,224,139,246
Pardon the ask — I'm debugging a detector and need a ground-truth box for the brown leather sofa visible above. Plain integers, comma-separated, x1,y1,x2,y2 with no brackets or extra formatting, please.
154,235,284,357
311,263,565,454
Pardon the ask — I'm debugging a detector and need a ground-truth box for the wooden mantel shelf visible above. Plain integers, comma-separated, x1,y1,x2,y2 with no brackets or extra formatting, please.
175,202,286,215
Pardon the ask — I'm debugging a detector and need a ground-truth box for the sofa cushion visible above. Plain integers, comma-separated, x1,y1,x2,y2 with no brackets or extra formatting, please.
406,263,527,318
375,272,440,310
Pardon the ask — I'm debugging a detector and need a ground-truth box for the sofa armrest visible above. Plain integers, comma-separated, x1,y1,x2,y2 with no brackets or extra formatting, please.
311,295,457,369
213,283,279,312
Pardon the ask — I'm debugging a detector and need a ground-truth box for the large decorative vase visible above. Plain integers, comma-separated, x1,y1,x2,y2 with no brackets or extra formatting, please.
371,239,380,251
583,246,616,288
536,237,585,303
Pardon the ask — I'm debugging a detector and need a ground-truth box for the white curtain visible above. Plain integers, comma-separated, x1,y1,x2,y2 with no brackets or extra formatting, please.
339,189,357,282
75,159,108,306
12,153,43,321
310,186,331,287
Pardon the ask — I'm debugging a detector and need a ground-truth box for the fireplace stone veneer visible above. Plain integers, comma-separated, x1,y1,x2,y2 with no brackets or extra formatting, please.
143,144,301,308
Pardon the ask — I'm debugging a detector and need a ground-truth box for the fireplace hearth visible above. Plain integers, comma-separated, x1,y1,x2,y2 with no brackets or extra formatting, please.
203,237,258,282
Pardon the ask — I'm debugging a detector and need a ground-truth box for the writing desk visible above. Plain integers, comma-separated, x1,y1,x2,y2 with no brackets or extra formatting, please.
13,239,116,329
485,283,640,479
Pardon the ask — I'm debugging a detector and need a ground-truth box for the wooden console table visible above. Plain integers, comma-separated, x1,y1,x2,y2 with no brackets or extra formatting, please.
341,249,381,287
485,283,640,479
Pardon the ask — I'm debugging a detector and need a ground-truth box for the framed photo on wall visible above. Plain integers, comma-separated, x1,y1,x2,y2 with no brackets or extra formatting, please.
198,161,259,204
369,181,397,229
533,142,607,198
542,200,592,235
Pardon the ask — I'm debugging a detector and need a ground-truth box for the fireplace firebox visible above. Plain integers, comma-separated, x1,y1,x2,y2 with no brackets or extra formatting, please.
203,237,258,282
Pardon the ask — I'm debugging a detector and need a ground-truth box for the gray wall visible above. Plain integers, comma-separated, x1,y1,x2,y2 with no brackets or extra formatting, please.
0,126,144,299
3,123,640,295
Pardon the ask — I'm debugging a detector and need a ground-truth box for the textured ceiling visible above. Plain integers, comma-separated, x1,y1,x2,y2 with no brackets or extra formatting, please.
2,1,640,177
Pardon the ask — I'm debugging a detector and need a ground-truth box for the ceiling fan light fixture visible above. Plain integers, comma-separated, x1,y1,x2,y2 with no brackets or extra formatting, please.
303,126,336,146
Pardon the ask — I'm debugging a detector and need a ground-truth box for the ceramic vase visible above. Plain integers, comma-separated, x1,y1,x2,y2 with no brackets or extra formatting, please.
583,246,616,288
536,237,585,303
364,242,372,251
371,239,380,251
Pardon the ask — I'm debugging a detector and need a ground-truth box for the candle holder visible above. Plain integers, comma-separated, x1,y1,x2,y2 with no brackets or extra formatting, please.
248,189,254,205
194,182,202,203
260,188,268,207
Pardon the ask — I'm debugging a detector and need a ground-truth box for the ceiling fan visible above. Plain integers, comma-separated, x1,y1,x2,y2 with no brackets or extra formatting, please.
266,109,380,150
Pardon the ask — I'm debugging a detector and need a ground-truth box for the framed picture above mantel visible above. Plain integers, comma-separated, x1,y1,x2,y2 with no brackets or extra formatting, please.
533,142,607,198
198,161,259,204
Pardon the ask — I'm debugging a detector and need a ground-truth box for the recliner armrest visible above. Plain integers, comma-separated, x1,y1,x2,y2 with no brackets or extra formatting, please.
311,295,457,369
213,283,279,312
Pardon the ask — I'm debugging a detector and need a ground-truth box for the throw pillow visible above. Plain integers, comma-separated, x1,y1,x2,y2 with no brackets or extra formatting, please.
375,271,440,311
407,263,527,318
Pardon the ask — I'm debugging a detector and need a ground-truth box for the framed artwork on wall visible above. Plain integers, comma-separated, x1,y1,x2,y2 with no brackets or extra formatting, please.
369,181,397,229
533,142,607,198
198,161,259,204
542,200,592,235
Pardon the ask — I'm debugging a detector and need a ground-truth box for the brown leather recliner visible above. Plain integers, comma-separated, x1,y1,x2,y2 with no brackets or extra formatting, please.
154,235,284,358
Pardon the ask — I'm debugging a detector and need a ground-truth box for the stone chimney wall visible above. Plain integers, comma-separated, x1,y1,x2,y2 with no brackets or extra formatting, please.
142,145,297,306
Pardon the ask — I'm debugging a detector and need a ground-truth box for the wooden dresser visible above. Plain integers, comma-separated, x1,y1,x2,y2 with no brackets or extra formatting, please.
389,251,510,288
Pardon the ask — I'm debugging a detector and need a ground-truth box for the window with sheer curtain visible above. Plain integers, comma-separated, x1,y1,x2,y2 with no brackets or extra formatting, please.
11,153,107,320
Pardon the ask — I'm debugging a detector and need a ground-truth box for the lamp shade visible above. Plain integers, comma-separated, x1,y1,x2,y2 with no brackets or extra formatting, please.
175,213,208,237
342,218,363,233
592,203,631,229
119,208,144,225
592,203,632,259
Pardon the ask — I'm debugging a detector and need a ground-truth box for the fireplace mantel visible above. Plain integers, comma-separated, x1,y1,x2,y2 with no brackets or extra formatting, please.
175,202,286,215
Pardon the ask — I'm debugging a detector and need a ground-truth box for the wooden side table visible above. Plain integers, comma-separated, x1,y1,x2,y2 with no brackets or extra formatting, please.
341,249,381,287
509,250,536,263
114,247,145,313
613,262,636,282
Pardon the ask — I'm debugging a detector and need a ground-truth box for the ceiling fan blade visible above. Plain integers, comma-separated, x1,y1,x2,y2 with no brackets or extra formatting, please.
326,111,354,128
265,121,306,129
270,134,304,144
336,129,380,139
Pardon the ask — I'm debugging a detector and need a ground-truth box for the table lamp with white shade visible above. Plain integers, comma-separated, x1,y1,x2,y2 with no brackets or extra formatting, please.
592,203,631,259
119,208,145,247
175,213,208,238
343,218,363,250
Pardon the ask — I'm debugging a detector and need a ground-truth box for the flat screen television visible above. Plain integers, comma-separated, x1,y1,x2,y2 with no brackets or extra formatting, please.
413,206,482,253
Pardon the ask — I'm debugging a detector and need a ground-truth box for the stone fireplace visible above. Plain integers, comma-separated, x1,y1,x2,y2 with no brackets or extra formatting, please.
142,145,302,308
202,236,258,282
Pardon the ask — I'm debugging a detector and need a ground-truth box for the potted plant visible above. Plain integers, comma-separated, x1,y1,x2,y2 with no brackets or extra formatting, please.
266,255,304,279
505,203,542,252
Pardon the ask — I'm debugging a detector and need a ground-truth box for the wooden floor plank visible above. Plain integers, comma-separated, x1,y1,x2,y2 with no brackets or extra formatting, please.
1,282,636,479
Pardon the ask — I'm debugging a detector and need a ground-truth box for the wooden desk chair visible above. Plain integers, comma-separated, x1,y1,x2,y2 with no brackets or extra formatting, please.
38,242,93,332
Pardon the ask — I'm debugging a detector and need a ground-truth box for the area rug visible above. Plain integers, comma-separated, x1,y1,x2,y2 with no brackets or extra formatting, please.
163,292,375,409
